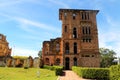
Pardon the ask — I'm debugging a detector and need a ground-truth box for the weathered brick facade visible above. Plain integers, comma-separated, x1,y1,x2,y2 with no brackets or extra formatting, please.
42,9,100,69
0,34,11,66
0,34,11,57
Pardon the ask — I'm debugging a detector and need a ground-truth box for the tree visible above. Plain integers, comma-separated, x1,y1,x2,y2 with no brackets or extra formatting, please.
38,50,44,68
100,48,116,68
38,50,42,58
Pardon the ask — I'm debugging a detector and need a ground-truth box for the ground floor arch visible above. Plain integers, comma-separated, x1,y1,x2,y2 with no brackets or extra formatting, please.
65,57,70,70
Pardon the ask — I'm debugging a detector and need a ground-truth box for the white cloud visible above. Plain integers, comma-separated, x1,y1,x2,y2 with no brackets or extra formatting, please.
0,0,39,7
11,47,38,58
99,15,120,57
0,1,22,7
16,17,60,32
0,13,60,33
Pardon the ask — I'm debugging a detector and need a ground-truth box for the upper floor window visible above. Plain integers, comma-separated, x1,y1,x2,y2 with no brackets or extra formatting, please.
65,26,67,32
73,13,76,20
82,38,92,43
74,42,77,54
64,12,67,20
56,43,60,51
82,27,91,35
65,42,69,54
81,12,89,20
46,44,49,51
0,35,2,39
88,27,91,34
73,28,77,38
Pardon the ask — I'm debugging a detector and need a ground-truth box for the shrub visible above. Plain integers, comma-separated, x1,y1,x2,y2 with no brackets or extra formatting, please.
110,65,120,80
43,65,63,75
72,66,82,77
55,67,63,76
81,68,109,80
43,65,54,70
72,66,109,80
24,66,29,69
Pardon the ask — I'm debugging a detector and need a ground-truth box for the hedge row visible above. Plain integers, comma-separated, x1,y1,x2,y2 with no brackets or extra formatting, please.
110,65,120,80
43,65,63,76
72,66,109,80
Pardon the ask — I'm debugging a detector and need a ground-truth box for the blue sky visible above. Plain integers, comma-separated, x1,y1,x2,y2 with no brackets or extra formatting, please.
0,0,120,57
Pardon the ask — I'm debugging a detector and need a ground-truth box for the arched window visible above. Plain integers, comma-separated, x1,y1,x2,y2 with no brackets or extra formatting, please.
65,42,69,54
73,57,77,66
73,28,77,38
56,43,60,51
74,42,77,54
65,26,67,32
56,58,60,65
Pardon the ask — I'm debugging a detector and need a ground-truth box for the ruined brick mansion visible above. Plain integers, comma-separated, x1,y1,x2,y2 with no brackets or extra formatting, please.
42,9,100,69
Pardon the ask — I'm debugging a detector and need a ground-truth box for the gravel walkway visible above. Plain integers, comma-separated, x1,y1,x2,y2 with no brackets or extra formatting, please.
58,70,90,80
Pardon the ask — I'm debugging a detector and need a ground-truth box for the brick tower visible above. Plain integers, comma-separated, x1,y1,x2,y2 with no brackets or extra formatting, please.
42,9,100,69
59,9,100,69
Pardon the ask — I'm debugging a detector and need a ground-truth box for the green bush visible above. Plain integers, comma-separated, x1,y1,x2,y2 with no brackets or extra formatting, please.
72,66,82,77
43,65,63,76
72,66,109,80
43,65,54,70
110,65,120,80
55,67,63,76
24,66,29,69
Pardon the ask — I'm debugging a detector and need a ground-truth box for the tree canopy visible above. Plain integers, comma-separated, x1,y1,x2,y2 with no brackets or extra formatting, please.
100,48,117,68
38,50,42,58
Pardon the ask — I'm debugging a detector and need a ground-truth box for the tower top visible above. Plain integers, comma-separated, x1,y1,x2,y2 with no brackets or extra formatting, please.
59,9,99,20
59,9,99,13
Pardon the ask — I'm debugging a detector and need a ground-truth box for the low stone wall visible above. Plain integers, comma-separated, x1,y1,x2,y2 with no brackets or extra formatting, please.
5,57,42,68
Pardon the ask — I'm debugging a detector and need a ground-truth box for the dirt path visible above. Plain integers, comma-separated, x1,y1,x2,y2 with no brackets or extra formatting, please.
58,70,90,80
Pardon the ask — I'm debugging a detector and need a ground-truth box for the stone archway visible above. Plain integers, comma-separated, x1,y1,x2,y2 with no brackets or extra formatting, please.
65,57,70,70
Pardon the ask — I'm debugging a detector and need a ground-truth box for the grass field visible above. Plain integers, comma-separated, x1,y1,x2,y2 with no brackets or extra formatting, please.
0,67,58,80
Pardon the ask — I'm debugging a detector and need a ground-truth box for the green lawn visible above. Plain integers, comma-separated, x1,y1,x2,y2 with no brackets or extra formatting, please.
0,67,58,80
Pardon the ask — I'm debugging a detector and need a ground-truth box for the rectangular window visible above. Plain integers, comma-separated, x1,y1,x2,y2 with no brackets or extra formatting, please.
92,55,94,57
82,27,85,34
64,13,67,20
81,12,89,20
82,38,92,43
73,13,76,20
65,26,67,32
82,12,84,20
85,55,90,57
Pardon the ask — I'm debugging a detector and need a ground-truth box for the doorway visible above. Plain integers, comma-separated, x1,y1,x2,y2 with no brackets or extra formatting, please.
65,57,70,70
